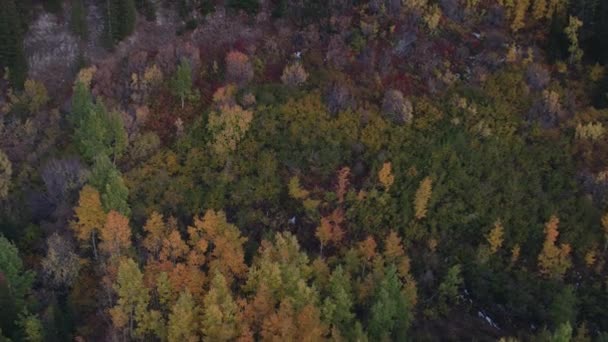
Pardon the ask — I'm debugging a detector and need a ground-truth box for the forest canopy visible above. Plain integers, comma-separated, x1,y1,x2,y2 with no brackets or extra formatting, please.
1,0,608,341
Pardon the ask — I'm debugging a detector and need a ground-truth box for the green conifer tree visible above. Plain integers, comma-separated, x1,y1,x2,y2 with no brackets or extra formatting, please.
105,0,137,45
70,0,88,40
0,0,28,89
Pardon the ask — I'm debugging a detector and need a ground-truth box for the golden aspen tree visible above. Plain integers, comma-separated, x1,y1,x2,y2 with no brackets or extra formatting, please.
506,43,519,63
315,218,332,257
100,210,131,258
384,231,405,262
378,162,395,191
423,4,442,32
486,220,505,254
72,185,106,259
511,0,530,32
584,249,597,268
110,258,150,340
142,211,167,258
155,272,174,307
538,215,572,279
565,16,583,65
532,0,547,20
405,0,428,11
167,290,199,342
384,231,413,281
208,104,254,158
288,176,309,200
546,0,566,20
414,176,433,219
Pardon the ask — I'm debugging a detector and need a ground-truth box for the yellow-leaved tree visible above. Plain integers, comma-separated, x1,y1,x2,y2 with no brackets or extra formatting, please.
109,258,150,340
201,272,240,341
537,215,572,279
378,162,395,191
414,176,433,220
208,104,253,159
167,290,199,342
187,210,248,282
486,220,505,254
72,185,106,259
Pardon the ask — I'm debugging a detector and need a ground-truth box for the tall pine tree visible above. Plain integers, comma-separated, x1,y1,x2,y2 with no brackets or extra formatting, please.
70,0,88,40
105,0,137,46
0,0,28,89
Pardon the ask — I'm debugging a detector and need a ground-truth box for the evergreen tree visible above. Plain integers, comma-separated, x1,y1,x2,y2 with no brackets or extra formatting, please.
135,0,155,21
321,266,355,337
43,0,63,13
105,0,137,45
0,236,34,310
0,236,34,340
70,82,93,126
89,155,130,216
367,265,411,341
171,59,193,109
17,311,43,342
0,0,28,89
15,0,33,30
70,0,88,40
72,95,128,163
101,172,130,216
227,0,260,14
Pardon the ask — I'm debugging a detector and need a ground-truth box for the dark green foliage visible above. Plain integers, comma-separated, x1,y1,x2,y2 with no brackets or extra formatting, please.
322,266,355,337
43,0,63,13
271,0,287,18
0,236,34,309
0,281,18,340
0,0,27,89
198,0,214,16
227,0,259,14
71,85,127,163
70,82,93,126
135,0,156,20
105,0,137,45
0,236,34,340
367,265,411,341
171,59,193,109
549,285,577,328
547,12,569,63
90,155,130,216
70,0,88,40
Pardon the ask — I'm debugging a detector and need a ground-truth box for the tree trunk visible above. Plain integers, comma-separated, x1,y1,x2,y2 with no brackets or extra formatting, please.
91,231,98,260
